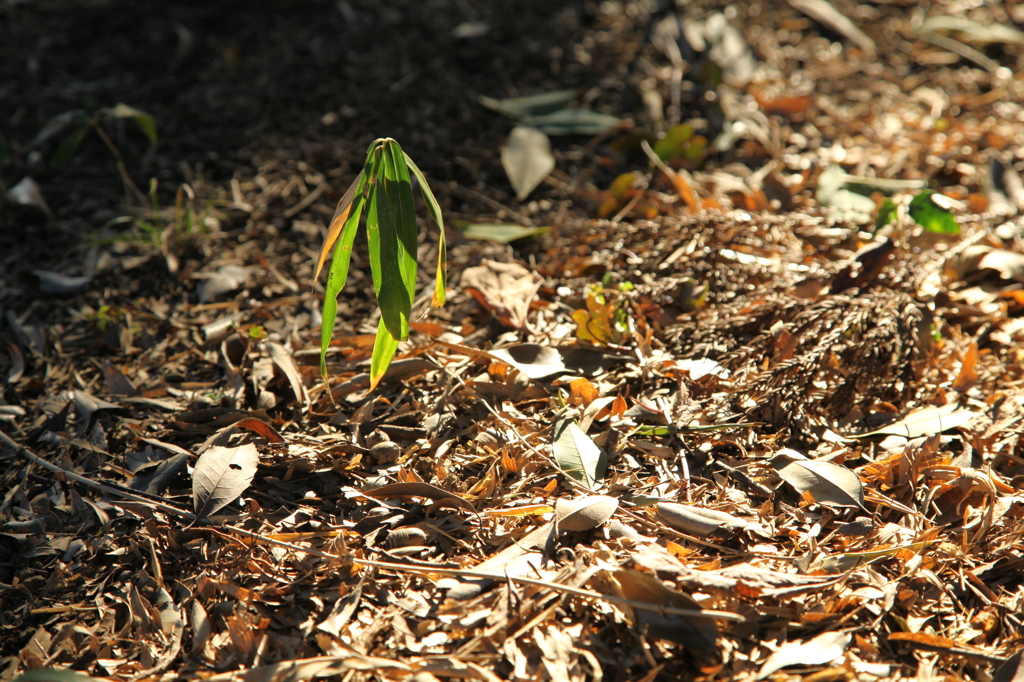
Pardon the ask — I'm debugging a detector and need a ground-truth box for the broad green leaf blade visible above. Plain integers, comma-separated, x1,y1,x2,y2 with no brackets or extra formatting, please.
369,317,400,390
404,153,447,307
909,190,960,234
368,141,416,341
314,170,366,281
552,418,606,487
319,193,365,379
107,103,158,144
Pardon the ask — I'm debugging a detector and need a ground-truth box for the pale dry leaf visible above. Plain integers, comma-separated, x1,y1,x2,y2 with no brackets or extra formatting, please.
266,341,308,407
5,177,53,218
788,0,875,54
993,649,1024,682
552,419,606,487
192,443,259,521
757,631,851,679
656,502,764,536
358,481,478,514
489,344,566,380
501,126,555,200
772,450,866,510
460,260,542,330
554,495,619,531
854,403,980,438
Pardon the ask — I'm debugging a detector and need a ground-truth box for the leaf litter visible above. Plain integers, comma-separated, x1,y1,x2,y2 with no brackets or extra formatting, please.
4,1,1024,681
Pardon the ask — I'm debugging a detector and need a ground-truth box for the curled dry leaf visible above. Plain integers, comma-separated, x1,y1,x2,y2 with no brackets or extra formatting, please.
192,443,259,521
656,502,767,536
489,344,567,380
554,495,619,532
771,449,866,510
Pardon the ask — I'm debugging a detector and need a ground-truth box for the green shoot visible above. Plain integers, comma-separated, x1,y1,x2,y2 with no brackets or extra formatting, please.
315,139,446,390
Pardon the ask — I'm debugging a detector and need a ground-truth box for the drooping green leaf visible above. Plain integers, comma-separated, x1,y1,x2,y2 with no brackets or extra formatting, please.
404,153,447,307
319,189,366,379
315,170,366,281
316,138,448,393
369,317,400,390
106,103,158,144
908,190,960,234
552,418,606,487
372,140,417,341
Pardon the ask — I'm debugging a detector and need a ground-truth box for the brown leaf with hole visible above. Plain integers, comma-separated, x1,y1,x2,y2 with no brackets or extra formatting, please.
192,443,260,522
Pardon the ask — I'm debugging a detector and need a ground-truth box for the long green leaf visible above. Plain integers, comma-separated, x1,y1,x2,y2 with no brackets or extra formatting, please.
369,317,400,389
386,140,418,319
319,191,366,379
371,140,416,341
106,103,158,144
314,170,366,281
404,153,447,307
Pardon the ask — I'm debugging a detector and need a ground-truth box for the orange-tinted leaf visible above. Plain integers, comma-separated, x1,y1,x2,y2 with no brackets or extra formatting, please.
233,418,284,443
314,171,365,281
757,95,813,116
483,504,555,517
569,377,599,407
952,341,979,393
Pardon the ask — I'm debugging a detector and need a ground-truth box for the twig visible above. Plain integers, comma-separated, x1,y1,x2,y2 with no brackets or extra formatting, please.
2,430,744,623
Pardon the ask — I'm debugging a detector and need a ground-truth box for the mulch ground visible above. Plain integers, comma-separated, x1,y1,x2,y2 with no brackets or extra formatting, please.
2,1,1024,681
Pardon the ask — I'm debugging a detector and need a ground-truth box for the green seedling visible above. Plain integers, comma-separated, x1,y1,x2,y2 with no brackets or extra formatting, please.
314,138,446,390
32,103,157,205
573,282,633,346
874,189,960,236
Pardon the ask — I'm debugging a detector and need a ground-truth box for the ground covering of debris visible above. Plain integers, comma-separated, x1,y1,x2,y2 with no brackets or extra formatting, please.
2,1,1024,680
